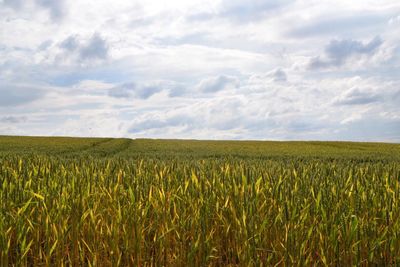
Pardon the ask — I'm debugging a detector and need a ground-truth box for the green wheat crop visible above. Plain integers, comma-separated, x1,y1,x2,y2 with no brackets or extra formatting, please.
1,136,400,266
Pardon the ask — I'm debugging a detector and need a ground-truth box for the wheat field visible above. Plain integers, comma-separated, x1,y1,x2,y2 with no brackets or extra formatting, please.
1,136,400,266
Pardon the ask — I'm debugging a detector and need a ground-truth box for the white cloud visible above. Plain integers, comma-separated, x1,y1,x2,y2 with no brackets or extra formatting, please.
0,0,399,141
388,14,400,25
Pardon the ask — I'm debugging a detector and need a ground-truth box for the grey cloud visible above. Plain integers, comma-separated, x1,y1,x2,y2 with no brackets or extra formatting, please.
2,0,23,9
36,0,65,21
334,87,381,105
288,13,389,38
2,0,66,21
108,82,163,99
326,37,382,62
220,0,293,22
0,84,45,106
168,85,186,97
129,17,154,28
60,36,79,51
136,85,162,99
394,90,400,100
79,34,109,61
59,33,109,63
308,58,329,69
189,0,294,23
309,36,383,69
197,75,240,93
37,40,52,51
108,83,136,98
269,68,287,82
0,116,27,123
109,80,190,100
247,68,287,87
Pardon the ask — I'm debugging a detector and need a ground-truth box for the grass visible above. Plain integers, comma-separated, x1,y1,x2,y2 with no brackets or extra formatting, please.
1,136,400,266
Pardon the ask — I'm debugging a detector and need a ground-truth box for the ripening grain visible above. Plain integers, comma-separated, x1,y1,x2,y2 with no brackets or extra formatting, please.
1,137,400,266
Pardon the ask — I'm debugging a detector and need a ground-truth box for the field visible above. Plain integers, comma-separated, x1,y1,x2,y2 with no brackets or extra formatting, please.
1,136,400,266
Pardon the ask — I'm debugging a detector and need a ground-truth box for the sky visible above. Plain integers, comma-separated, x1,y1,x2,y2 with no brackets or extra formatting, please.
0,0,399,141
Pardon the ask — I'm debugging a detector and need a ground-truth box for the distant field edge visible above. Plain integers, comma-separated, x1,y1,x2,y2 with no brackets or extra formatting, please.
0,135,399,145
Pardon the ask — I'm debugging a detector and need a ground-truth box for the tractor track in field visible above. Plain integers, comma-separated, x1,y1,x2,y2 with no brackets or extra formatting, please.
77,138,133,157
110,138,133,157
54,138,114,155
78,138,114,153
52,138,114,156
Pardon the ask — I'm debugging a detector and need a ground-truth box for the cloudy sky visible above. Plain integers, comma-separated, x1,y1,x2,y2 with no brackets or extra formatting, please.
0,0,399,141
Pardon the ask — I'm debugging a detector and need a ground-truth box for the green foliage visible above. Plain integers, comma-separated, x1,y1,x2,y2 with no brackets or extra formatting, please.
0,136,399,265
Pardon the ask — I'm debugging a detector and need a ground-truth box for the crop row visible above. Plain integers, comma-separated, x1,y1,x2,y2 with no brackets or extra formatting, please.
1,156,399,266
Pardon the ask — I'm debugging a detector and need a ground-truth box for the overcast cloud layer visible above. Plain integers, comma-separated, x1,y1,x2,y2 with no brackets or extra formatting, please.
0,0,399,141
